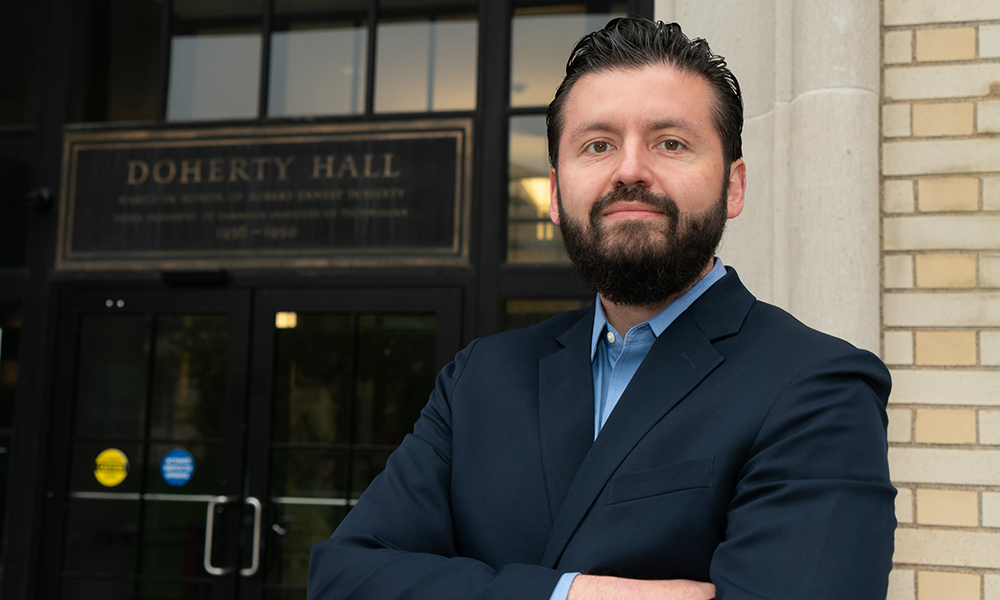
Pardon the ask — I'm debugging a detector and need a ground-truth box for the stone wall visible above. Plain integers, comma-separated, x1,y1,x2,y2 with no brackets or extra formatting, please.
881,1,1000,599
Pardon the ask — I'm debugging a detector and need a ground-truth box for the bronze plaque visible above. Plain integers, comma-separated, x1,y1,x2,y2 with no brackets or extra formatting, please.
57,120,472,270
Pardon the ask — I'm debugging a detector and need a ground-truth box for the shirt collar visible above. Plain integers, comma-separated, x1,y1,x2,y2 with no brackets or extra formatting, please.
590,258,727,359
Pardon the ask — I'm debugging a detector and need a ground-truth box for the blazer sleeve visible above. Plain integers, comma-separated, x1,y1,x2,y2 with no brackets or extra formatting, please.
709,347,896,600
307,339,565,600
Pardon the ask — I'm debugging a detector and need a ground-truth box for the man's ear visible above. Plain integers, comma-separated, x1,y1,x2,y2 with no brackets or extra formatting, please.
726,158,747,219
549,168,560,225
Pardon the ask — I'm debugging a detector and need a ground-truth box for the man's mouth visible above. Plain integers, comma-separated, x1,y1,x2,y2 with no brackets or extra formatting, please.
601,202,666,220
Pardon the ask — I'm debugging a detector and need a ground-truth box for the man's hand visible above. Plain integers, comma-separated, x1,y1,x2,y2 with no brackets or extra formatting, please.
567,574,715,600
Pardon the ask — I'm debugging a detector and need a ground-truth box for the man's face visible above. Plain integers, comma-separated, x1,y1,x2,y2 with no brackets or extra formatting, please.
549,63,746,307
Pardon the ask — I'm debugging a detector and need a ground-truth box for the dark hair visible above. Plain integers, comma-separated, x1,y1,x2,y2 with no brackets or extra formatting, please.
546,17,743,167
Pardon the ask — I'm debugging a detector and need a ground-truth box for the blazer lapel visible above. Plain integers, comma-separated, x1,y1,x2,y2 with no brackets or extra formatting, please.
541,310,724,568
537,309,596,522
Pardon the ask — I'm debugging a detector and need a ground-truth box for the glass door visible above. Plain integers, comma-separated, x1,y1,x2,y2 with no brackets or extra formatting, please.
242,288,460,599
40,287,460,600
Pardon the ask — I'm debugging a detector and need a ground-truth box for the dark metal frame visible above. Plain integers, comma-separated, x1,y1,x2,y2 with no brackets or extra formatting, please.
3,0,654,597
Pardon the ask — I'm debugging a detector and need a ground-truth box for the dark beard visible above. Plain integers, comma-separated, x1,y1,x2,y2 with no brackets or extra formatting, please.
558,182,728,307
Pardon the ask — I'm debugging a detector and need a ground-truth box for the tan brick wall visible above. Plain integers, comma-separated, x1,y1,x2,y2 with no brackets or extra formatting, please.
882,4,1000,599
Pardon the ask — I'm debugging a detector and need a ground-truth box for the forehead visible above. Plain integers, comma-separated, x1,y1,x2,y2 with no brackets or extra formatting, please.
559,63,719,141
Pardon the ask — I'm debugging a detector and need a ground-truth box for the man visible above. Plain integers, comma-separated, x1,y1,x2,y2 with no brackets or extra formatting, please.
308,17,895,600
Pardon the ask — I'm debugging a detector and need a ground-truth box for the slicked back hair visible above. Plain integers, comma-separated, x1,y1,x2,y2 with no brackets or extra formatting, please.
546,17,743,168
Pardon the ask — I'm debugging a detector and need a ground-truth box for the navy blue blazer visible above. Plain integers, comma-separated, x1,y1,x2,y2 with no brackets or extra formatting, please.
308,268,895,599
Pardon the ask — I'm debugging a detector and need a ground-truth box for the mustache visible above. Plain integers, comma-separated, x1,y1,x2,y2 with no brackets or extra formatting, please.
588,184,680,223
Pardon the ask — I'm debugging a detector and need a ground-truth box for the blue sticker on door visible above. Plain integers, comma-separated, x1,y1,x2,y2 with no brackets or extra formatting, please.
161,449,196,487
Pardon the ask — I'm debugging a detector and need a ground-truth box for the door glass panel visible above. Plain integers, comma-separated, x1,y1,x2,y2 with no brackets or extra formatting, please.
510,2,626,108
168,0,263,121
269,0,368,117
266,311,436,592
150,315,228,440
375,1,478,113
73,316,152,439
0,136,32,268
0,1,40,124
62,313,231,592
60,578,136,600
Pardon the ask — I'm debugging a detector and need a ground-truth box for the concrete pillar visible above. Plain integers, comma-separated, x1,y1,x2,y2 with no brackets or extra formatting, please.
655,0,882,352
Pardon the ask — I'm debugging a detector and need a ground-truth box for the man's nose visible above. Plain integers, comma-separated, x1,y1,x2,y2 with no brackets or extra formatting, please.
613,142,654,188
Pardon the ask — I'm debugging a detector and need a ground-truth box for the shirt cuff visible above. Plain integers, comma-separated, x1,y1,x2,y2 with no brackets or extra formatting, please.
549,572,580,600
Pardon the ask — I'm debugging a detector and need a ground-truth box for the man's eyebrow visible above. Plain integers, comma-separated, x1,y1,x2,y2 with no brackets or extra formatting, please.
567,118,699,140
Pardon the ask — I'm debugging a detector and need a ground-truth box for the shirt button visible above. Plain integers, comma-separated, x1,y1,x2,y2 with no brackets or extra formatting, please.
606,331,616,344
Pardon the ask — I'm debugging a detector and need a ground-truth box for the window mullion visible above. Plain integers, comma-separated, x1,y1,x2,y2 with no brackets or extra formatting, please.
258,0,274,119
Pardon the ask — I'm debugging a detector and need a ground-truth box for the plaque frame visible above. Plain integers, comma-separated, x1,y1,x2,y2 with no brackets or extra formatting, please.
56,119,473,271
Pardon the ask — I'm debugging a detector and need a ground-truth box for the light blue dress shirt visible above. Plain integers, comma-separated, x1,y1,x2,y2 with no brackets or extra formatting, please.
549,258,727,600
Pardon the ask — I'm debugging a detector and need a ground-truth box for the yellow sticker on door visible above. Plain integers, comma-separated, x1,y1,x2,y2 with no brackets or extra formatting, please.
94,448,129,487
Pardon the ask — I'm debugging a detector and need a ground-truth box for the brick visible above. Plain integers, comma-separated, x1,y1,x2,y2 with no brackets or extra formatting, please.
980,100,1000,134
885,180,916,213
885,63,1000,101
896,487,915,523
916,488,979,526
883,104,912,137
915,28,976,62
918,571,980,600
884,0,1000,26
884,216,1000,251
983,25,1000,59
984,255,1000,288
984,492,1000,527
885,30,913,64
914,254,977,288
986,178,1000,211
885,255,914,289
914,331,977,366
895,528,1000,568
982,410,1000,445
914,407,977,442
917,177,978,212
885,331,914,365
889,370,1000,406
889,447,1000,485
884,138,1000,176
884,292,1000,327
983,331,1000,365
912,102,973,137
988,574,1000,600
888,407,913,442
888,569,915,600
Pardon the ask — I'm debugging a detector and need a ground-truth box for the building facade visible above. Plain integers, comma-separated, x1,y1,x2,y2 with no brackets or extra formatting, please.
0,0,997,599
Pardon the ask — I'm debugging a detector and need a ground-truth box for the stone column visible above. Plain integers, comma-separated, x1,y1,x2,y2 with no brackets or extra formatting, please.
655,0,882,352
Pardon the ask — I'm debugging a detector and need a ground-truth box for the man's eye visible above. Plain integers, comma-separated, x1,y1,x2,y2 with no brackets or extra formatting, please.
660,140,684,151
587,141,610,153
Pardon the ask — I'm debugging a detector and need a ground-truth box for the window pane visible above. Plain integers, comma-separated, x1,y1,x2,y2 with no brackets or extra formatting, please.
68,0,161,123
375,1,477,113
504,299,589,330
0,136,30,268
0,1,40,124
510,2,626,108
268,1,368,117
168,0,263,121
507,115,569,263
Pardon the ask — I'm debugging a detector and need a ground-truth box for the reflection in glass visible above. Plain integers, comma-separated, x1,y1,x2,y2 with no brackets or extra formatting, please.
269,0,368,117
139,500,207,579
0,136,32,267
59,578,135,600
265,503,346,587
504,299,590,331
507,115,569,263
168,0,263,120
270,448,348,499
0,1,40,124
149,315,228,440
73,317,151,439
273,315,354,445
375,3,477,113
63,498,140,574
510,3,626,107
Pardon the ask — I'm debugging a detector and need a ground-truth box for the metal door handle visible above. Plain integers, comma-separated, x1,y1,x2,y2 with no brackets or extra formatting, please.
204,495,237,576
241,496,263,577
